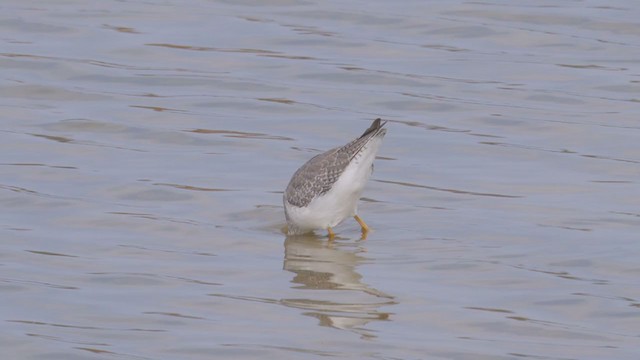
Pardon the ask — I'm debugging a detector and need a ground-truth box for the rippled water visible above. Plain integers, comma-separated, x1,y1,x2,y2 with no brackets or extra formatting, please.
2,1,639,359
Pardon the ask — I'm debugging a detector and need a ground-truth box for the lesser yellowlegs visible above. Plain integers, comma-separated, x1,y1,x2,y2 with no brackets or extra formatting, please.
284,118,387,239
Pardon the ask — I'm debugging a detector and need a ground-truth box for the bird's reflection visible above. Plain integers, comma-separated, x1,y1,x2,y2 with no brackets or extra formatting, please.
282,234,395,339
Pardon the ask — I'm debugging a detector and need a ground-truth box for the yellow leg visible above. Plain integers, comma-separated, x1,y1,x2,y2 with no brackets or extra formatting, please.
354,215,369,235
327,227,336,240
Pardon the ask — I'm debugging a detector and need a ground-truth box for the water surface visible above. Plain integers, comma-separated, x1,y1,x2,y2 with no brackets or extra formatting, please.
2,1,639,359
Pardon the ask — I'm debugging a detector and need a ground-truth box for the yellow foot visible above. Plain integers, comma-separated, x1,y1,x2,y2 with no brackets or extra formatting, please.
327,227,336,241
354,215,369,239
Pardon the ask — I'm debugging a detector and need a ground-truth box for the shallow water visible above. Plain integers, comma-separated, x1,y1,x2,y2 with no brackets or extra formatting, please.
2,0,639,359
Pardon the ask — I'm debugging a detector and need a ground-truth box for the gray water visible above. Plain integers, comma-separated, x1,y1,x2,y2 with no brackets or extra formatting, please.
2,1,639,359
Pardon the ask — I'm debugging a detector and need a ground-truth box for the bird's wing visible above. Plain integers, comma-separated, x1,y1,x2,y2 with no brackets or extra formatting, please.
284,147,349,207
